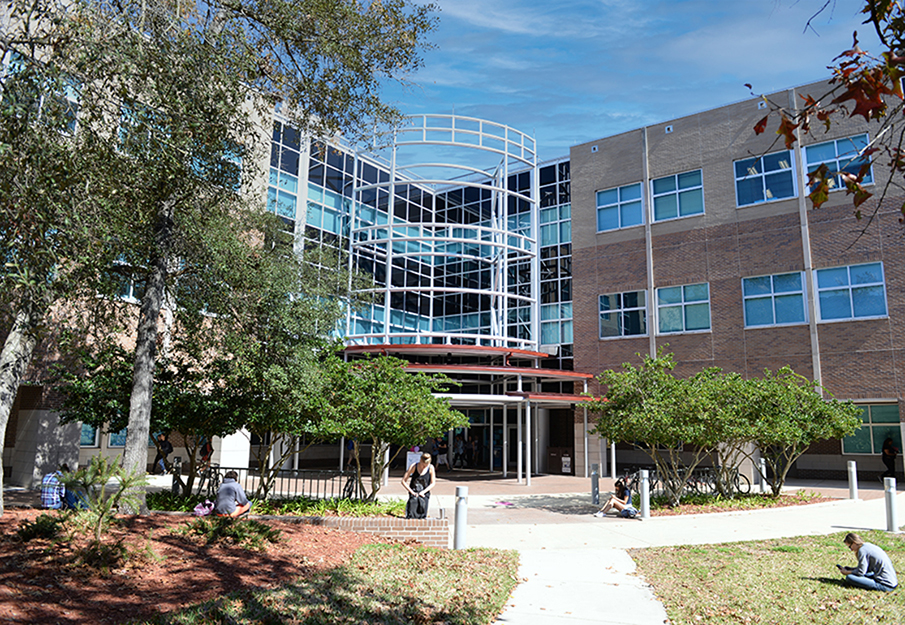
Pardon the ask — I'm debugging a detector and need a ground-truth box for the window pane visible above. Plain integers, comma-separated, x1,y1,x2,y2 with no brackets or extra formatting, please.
678,189,704,216
560,221,571,243
541,321,559,345
541,304,558,321
852,285,886,317
109,428,127,447
871,405,900,423
623,310,646,335
600,293,619,311
817,266,850,288
652,176,676,194
684,302,710,330
851,263,883,285
736,177,763,206
623,290,645,309
540,208,558,224
774,294,805,324
745,298,774,326
819,289,852,320
620,183,642,202
541,224,558,247
842,427,873,454
678,170,702,189
735,157,760,178
763,151,791,172
597,189,618,206
597,206,618,231
620,201,643,227
654,194,678,221
743,276,771,296
659,306,683,333
561,320,573,343
599,313,620,337
684,283,709,302
772,272,802,293
873,426,902,456
763,171,794,200
805,142,837,163
658,287,682,305
80,423,97,447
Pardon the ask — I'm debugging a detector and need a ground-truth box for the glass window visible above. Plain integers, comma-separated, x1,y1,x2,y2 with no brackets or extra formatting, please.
599,290,647,338
735,150,796,206
805,134,872,191
742,272,806,327
80,423,98,447
842,405,900,454
596,183,643,232
816,262,887,321
657,283,710,333
108,428,127,448
652,170,704,221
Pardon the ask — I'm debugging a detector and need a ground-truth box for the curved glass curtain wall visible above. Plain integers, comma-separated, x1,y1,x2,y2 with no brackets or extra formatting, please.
347,114,538,349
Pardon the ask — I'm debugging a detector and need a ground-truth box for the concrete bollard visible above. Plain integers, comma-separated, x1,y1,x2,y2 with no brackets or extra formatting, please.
848,460,859,500
884,477,899,533
759,458,768,494
454,486,468,549
640,469,650,519
591,463,600,505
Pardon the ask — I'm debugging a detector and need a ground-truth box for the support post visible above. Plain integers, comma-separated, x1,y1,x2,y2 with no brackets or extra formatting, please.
759,457,768,495
884,477,899,533
525,399,532,487
848,460,859,501
591,463,599,505
640,469,650,519
610,441,616,480
454,486,468,549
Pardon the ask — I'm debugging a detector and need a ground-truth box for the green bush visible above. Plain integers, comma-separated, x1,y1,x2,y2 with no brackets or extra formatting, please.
17,513,67,542
150,493,406,517
147,491,207,512
175,517,282,551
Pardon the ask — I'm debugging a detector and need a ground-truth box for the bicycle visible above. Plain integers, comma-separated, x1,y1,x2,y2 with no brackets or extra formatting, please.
195,463,222,499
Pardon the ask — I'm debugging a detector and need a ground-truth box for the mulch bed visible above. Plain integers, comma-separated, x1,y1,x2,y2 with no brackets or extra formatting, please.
0,509,392,624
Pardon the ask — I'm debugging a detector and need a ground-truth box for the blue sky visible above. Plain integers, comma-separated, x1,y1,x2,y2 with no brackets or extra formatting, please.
383,0,882,162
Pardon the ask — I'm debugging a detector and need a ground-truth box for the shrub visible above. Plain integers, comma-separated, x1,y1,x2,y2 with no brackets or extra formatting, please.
17,513,67,542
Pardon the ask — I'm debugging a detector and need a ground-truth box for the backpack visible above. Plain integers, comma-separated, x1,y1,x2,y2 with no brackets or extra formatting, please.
193,500,214,516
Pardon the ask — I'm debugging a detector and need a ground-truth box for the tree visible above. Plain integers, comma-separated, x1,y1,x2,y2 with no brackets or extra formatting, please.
320,355,467,501
751,367,862,496
755,1,905,223
1,0,437,513
586,351,724,507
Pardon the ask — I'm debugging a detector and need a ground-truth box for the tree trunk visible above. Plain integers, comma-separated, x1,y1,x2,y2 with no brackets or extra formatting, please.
122,202,175,513
0,301,43,516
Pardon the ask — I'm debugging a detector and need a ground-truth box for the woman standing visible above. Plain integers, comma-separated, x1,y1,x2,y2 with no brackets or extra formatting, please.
402,453,436,519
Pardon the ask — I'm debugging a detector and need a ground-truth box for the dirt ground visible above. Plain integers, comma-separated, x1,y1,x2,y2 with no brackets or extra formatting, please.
0,509,390,625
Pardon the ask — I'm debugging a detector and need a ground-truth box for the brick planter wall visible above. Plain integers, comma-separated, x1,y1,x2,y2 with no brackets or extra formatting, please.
268,515,451,549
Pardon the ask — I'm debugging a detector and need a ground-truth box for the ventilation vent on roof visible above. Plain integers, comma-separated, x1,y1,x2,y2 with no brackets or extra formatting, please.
758,100,767,110
665,125,673,134
591,145,598,153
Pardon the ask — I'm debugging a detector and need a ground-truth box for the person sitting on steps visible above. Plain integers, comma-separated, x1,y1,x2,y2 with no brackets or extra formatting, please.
595,479,634,517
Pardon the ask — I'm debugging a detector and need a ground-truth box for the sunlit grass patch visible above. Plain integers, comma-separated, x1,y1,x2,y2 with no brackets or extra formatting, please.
632,530,905,624
144,543,519,625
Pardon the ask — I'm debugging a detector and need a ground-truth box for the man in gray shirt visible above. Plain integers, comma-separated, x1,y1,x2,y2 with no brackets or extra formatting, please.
838,533,898,592
214,470,251,517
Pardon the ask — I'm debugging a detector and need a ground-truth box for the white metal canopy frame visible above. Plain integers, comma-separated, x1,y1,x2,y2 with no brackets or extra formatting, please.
346,114,540,349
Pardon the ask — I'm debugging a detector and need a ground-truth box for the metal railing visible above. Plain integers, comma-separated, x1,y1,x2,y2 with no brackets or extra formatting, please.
173,465,365,501
623,466,751,499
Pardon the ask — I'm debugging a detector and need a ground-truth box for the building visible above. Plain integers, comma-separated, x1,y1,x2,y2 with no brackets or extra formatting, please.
569,78,905,479
5,76,903,486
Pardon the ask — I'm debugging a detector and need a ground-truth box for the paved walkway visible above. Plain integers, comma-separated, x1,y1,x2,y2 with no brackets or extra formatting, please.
381,473,898,625
6,472,902,624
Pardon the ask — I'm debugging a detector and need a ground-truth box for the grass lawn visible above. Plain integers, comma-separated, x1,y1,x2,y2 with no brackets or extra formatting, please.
145,543,519,625
632,530,905,624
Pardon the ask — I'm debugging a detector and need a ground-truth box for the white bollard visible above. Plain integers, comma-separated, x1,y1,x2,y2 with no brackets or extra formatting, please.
759,458,768,494
640,470,650,519
884,477,899,533
848,460,859,500
591,463,599,505
454,486,468,549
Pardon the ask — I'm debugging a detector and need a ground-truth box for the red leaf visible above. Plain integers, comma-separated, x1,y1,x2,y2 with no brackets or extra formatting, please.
753,116,769,135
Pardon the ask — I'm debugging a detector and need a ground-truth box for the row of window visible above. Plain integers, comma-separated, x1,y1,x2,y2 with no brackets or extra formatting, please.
596,134,871,233
598,262,887,338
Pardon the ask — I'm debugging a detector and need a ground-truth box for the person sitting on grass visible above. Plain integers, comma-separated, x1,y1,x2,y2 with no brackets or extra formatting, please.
214,470,251,518
837,533,898,592
595,479,632,517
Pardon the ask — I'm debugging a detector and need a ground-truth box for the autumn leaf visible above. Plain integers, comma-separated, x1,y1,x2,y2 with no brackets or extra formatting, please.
753,116,769,135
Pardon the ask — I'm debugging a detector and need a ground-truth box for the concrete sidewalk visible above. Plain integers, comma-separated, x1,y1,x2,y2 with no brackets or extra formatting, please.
450,482,904,625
